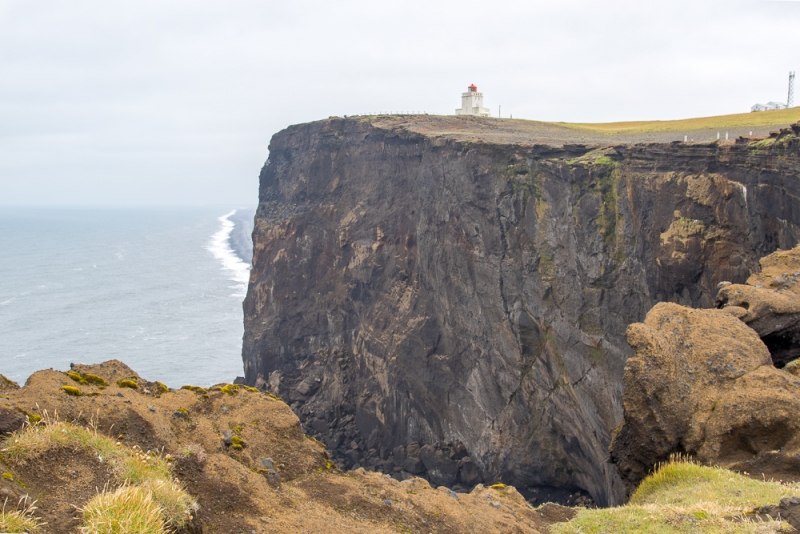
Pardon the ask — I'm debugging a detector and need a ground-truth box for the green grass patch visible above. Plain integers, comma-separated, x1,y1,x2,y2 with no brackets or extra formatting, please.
180,385,208,394
552,458,800,533
61,385,82,396
65,370,108,387
553,108,800,135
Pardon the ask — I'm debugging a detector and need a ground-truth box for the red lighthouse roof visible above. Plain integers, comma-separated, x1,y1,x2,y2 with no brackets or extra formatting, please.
468,84,478,92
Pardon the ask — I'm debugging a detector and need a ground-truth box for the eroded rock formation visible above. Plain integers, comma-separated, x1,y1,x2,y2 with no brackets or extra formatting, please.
243,116,800,505
717,245,800,367
612,245,800,496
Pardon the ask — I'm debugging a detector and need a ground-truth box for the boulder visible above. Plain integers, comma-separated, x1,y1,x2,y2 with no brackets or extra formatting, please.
392,445,407,464
610,301,800,496
717,245,800,367
420,444,459,486
0,407,24,435
458,458,481,485
405,442,421,458
402,456,425,475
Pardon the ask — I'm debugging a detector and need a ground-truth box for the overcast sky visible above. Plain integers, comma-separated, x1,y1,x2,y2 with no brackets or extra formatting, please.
1,1,798,207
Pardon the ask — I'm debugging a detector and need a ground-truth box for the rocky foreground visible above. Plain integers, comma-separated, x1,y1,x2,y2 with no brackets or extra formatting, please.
0,361,562,533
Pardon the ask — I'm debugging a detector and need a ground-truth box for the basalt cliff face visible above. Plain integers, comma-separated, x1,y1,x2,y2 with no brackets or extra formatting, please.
242,116,800,506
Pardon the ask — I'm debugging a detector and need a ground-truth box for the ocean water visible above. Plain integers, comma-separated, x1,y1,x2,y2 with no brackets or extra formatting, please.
0,207,255,387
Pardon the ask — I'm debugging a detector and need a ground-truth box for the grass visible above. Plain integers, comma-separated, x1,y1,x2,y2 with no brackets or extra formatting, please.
116,379,138,389
80,485,165,534
66,370,109,387
2,416,197,530
553,108,800,135
0,498,42,533
551,457,800,533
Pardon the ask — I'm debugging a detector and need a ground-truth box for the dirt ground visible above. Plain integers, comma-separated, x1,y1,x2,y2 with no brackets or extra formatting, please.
0,360,572,533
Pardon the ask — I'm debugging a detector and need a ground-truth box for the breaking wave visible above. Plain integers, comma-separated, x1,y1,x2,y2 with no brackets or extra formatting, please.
206,210,251,298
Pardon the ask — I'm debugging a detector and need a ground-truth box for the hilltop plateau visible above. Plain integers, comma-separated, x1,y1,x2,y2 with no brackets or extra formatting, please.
365,107,800,145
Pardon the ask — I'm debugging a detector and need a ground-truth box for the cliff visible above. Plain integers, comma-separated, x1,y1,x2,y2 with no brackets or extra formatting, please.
243,115,800,506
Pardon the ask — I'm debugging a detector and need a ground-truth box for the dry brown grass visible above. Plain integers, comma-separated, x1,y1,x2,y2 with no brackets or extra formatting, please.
2,415,197,530
0,497,42,533
80,485,165,534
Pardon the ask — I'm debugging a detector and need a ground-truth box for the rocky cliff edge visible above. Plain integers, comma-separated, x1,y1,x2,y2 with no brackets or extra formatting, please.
0,361,551,533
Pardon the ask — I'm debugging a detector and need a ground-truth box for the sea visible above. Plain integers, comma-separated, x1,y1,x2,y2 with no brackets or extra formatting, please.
0,207,255,387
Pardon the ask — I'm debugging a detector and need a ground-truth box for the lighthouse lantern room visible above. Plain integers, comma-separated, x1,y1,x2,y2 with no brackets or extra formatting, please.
455,84,490,117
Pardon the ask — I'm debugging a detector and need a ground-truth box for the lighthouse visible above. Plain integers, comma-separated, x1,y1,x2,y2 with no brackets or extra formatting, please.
455,84,490,117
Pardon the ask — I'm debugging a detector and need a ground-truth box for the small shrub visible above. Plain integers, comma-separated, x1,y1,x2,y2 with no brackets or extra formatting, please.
83,374,109,387
180,385,207,394
177,407,189,416
80,485,164,534
218,384,240,395
0,497,41,533
2,472,12,481
66,371,87,384
490,483,506,489
230,436,244,450
117,379,138,390
21,411,41,424
61,385,82,396
155,382,169,393
141,479,197,527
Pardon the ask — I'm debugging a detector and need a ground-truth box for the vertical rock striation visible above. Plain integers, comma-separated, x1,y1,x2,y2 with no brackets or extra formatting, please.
242,117,800,505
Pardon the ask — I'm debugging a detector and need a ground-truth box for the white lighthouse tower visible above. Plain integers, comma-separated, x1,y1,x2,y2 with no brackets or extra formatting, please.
455,84,490,116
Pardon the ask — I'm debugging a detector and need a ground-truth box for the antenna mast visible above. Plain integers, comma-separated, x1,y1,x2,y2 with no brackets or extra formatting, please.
790,71,796,108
